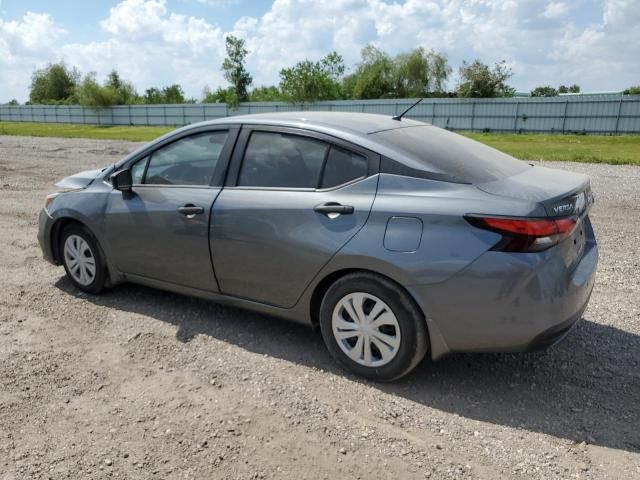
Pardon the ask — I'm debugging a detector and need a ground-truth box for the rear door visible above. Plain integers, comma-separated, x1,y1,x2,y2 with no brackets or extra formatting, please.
105,127,238,291
211,126,379,308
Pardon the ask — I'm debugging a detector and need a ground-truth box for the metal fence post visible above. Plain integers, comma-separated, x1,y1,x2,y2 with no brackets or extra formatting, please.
470,101,476,132
561,100,569,133
432,103,436,124
513,102,520,132
614,97,624,134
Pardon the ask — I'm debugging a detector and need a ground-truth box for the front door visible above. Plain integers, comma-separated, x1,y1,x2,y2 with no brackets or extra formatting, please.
211,127,378,308
105,129,235,291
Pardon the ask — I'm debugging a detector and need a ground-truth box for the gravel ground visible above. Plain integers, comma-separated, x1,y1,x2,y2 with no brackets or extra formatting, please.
0,135,639,480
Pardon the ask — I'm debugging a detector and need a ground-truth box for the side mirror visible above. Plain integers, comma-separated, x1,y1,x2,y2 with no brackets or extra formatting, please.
110,169,132,192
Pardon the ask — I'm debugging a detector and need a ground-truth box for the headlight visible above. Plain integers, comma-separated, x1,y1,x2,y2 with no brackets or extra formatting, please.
44,193,61,211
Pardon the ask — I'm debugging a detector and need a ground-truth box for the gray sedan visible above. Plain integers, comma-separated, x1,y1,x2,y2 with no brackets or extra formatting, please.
38,112,598,381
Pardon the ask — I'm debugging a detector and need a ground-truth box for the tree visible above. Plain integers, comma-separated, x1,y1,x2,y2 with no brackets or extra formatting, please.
345,45,394,99
221,35,252,104
4,99,19,105
558,84,580,94
29,61,79,104
531,86,558,97
279,52,345,103
202,86,238,105
105,70,139,104
392,47,451,97
623,86,640,95
143,84,189,104
249,86,284,102
344,45,451,99
75,74,118,107
75,70,139,107
456,60,515,98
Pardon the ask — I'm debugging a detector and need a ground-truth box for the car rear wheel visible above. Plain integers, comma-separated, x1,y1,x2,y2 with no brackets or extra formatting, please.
60,224,107,294
319,273,429,381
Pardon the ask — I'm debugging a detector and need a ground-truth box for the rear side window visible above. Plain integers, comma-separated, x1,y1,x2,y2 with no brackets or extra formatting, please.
321,147,367,188
371,126,528,184
238,132,328,188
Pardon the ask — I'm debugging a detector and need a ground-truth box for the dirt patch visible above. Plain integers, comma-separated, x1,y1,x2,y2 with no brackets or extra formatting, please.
1,135,639,479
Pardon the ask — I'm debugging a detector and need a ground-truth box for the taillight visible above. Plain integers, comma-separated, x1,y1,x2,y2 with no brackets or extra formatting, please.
465,215,577,252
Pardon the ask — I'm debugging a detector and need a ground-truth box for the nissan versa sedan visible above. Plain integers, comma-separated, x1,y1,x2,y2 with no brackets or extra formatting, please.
38,112,598,381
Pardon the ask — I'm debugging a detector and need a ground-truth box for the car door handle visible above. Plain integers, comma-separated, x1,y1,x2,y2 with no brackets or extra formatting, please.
177,204,204,217
313,203,354,215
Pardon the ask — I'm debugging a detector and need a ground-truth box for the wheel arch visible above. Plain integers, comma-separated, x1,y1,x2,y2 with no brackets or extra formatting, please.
50,217,117,287
50,217,88,264
309,268,422,327
308,267,451,360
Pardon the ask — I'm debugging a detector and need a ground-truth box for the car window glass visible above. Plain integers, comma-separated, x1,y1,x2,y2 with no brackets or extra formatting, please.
130,156,148,184
144,131,228,186
371,126,527,183
238,132,328,188
321,147,367,188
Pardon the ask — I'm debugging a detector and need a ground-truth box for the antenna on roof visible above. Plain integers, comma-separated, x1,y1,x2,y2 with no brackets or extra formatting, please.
392,98,424,121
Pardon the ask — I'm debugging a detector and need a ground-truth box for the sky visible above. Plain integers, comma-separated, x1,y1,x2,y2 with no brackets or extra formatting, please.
0,0,638,103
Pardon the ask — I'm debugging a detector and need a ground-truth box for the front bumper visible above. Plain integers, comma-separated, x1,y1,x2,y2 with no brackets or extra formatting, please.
37,208,57,265
411,238,598,359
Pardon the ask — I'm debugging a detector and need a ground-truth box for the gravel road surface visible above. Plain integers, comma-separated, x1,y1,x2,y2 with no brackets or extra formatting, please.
0,135,639,479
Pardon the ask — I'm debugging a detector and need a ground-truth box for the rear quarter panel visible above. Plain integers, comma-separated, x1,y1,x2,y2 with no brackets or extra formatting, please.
322,174,545,287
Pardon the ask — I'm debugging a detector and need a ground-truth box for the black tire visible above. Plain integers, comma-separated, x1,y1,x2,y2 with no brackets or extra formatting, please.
60,223,107,294
319,272,429,381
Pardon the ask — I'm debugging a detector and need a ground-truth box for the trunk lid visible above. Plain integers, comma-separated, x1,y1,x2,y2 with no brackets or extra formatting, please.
476,165,593,218
476,165,594,269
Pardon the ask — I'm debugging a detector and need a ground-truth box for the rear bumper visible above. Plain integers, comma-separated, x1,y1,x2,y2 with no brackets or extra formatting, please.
410,238,598,359
37,209,57,265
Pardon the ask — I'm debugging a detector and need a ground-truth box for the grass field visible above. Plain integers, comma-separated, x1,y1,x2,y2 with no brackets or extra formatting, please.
0,122,172,142
1,121,639,165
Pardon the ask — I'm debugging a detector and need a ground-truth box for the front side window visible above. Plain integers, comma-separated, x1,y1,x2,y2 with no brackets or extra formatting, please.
140,131,228,186
238,132,328,188
130,155,148,184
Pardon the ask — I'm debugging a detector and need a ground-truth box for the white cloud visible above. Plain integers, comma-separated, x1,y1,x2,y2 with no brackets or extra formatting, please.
0,12,67,102
196,0,239,6
603,0,640,27
100,0,167,36
541,2,569,19
1,0,640,103
62,0,226,100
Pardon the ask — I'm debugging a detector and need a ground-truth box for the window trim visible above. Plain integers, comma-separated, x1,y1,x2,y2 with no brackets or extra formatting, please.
123,126,239,188
226,125,379,191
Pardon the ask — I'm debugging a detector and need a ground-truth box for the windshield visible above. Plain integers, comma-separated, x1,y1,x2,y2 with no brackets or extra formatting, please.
370,126,529,184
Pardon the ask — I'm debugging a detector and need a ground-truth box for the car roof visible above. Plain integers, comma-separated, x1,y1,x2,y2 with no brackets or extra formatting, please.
189,111,430,137
114,112,435,172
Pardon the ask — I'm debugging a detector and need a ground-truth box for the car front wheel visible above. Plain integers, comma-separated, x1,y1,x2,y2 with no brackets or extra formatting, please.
319,273,429,381
60,224,107,294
